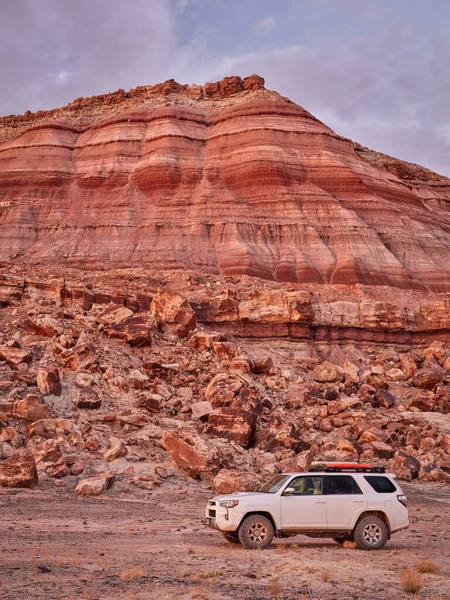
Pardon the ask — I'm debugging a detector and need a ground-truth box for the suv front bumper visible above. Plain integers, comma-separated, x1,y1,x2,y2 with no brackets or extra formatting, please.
205,501,242,532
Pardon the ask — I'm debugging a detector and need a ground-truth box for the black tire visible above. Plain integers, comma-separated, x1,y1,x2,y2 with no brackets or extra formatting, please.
332,535,353,544
222,531,240,544
353,516,388,550
238,515,274,550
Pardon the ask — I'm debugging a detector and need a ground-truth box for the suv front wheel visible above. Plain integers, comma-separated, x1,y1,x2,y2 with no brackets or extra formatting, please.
238,515,274,549
353,516,388,550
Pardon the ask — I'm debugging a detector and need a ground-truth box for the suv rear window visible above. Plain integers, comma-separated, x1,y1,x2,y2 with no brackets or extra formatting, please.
326,475,362,495
364,476,396,493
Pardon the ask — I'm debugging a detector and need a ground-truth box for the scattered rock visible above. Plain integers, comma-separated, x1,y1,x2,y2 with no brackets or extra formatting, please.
0,450,38,488
76,474,116,496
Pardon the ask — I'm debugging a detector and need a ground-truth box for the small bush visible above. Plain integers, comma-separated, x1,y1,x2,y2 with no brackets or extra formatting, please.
268,579,283,598
416,560,439,574
119,566,146,582
343,540,357,549
400,569,424,593
198,570,222,579
290,543,299,551
321,569,331,583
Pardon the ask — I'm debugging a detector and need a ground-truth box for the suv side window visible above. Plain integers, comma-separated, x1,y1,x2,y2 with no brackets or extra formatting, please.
326,475,362,495
287,476,324,496
364,476,396,493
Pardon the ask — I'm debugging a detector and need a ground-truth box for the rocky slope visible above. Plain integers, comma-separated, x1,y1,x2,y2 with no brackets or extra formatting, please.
1,76,450,291
0,269,449,495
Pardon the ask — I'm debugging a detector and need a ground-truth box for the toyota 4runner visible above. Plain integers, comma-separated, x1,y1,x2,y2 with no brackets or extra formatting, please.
205,463,409,550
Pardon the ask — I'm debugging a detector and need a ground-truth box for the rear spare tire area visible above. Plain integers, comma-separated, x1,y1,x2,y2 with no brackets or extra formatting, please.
353,516,388,550
238,514,274,550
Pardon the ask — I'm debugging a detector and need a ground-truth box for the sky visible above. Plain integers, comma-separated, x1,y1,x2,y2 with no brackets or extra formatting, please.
1,0,450,176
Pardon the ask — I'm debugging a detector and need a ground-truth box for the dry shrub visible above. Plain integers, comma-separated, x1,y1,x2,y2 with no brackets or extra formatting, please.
198,570,222,579
276,543,286,552
343,540,357,549
400,568,424,593
416,560,439,574
268,579,283,598
290,543,299,551
321,569,331,583
119,565,146,582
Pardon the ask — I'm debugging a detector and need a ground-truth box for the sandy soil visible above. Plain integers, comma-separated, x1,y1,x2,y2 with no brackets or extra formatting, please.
1,479,449,600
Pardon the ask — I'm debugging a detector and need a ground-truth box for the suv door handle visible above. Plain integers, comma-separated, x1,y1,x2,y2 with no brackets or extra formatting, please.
352,500,364,503
315,499,326,503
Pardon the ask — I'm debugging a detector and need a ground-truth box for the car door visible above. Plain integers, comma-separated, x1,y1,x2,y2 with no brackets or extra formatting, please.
324,475,367,529
280,476,326,530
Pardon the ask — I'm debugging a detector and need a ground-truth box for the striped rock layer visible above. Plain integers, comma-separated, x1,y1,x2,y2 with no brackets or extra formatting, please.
1,76,450,292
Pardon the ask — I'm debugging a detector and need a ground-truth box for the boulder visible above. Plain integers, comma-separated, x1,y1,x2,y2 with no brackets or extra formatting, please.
103,438,128,462
0,345,31,369
73,387,102,410
13,394,49,422
313,361,338,383
399,354,417,378
208,387,262,447
32,439,62,468
408,392,436,412
191,401,213,421
371,441,394,459
434,385,450,414
337,438,363,454
327,396,362,415
374,389,396,409
393,451,420,480
212,341,238,363
151,289,196,337
386,368,405,382
23,315,62,338
161,430,222,477
412,368,444,390
97,305,134,325
213,469,262,494
259,415,306,453
76,473,115,496
0,450,38,488
187,332,222,352
58,343,96,371
230,355,254,373
104,316,152,347
204,373,244,408
37,368,62,396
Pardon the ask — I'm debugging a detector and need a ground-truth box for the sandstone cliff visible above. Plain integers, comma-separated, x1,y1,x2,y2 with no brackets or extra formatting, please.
1,75,450,292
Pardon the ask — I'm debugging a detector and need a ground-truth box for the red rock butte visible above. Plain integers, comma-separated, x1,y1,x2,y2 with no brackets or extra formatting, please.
1,74,450,291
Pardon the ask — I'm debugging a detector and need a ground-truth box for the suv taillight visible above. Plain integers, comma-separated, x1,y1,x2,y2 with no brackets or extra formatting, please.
397,494,407,508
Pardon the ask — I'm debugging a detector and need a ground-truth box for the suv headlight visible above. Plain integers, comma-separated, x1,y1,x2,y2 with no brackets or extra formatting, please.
219,499,239,509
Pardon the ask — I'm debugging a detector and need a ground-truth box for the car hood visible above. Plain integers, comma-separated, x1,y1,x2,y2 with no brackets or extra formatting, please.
211,492,270,502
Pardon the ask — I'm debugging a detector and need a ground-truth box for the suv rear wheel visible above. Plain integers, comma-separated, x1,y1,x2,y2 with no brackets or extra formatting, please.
222,531,240,544
354,516,388,550
238,515,274,549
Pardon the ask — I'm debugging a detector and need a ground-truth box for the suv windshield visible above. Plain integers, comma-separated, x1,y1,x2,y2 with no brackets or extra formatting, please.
259,474,290,493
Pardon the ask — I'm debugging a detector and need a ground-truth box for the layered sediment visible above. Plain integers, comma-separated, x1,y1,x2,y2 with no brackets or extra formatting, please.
1,75,450,292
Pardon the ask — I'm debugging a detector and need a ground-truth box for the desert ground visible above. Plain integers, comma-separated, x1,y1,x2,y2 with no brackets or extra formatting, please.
1,479,449,600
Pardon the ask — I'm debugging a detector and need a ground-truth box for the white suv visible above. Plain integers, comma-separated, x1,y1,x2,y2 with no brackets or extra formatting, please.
205,464,409,550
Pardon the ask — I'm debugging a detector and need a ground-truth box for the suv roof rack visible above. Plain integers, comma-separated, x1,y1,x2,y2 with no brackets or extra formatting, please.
308,462,386,473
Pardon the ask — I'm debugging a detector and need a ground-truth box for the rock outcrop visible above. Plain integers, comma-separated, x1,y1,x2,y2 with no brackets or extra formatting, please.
1,76,449,291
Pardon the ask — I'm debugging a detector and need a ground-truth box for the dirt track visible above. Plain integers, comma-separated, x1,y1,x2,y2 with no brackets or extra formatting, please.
1,479,449,600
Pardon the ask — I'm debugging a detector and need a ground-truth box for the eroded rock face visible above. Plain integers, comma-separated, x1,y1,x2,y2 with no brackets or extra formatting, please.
161,430,221,476
1,76,450,291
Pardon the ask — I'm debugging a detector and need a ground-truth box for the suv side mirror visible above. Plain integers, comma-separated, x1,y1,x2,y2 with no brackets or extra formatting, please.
283,487,296,496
